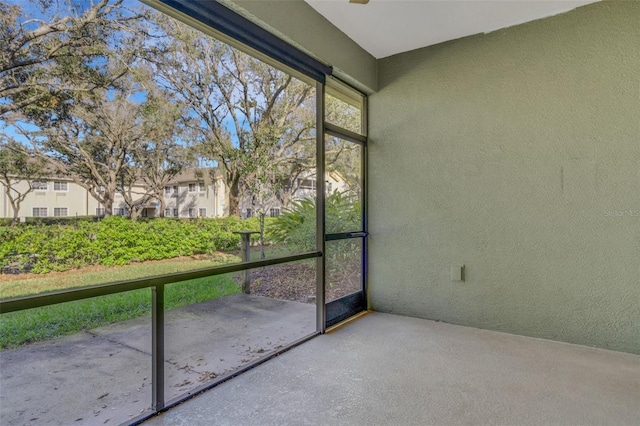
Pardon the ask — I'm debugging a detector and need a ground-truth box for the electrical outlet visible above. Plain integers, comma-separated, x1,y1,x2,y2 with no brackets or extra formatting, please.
451,265,464,282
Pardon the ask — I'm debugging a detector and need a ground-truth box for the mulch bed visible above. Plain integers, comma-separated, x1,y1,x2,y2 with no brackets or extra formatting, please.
236,262,361,303
1,250,361,304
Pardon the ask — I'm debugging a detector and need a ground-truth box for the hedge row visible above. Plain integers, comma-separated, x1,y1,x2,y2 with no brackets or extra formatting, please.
0,216,269,273
1,216,100,226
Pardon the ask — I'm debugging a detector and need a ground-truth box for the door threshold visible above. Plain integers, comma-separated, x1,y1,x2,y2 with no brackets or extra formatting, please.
325,310,369,333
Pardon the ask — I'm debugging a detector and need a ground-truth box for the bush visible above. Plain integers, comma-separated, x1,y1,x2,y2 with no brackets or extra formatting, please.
268,191,362,289
268,198,316,252
268,191,361,252
0,216,267,273
24,215,100,225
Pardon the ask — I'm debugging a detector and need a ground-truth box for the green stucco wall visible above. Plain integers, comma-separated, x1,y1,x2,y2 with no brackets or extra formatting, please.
369,1,640,354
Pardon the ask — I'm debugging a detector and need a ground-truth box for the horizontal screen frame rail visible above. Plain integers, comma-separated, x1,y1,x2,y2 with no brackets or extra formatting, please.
325,231,368,241
325,122,367,145
0,251,322,314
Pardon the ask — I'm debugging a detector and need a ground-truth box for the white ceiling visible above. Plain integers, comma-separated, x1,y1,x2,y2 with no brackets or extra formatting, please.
304,0,599,59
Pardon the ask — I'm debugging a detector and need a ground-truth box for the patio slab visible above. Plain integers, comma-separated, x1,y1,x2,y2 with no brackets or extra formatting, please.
0,294,315,426
143,312,640,426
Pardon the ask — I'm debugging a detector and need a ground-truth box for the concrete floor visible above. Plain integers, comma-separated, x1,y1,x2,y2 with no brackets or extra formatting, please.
144,312,640,426
0,294,315,426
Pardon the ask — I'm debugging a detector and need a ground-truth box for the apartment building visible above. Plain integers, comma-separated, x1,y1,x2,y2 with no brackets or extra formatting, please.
0,177,101,220
0,169,347,220
160,170,226,219
238,171,347,219
0,172,225,220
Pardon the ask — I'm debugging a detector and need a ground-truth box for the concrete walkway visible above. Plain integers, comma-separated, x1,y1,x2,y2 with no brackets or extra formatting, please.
143,312,640,426
0,294,315,426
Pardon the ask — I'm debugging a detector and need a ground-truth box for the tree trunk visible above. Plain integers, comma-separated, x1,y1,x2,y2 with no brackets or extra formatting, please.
281,190,292,211
3,184,21,226
228,176,242,217
129,208,141,221
10,206,19,226
159,195,166,218
103,197,113,216
228,182,241,217
7,192,19,227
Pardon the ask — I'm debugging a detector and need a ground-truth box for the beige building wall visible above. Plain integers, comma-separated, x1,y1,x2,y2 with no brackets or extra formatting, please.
0,176,227,220
1,178,100,219
112,183,153,216
162,177,226,218
237,170,349,218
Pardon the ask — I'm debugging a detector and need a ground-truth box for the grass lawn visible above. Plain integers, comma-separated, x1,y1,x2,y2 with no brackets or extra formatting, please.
0,252,240,299
0,254,242,349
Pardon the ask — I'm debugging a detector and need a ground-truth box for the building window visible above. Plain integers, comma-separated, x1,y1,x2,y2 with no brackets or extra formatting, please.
142,209,148,218
164,186,171,195
165,208,171,217
54,207,68,217
188,208,196,218
188,183,196,193
245,208,252,218
299,178,316,190
327,181,333,192
173,208,179,218
269,208,280,218
32,207,47,217
32,181,48,191
173,186,178,194
96,208,105,217
199,182,206,192
114,208,126,216
199,208,206,217
53,181,68,191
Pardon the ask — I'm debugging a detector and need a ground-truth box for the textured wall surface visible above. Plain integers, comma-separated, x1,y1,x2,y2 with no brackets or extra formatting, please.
369,1,640,354
225,0,377,93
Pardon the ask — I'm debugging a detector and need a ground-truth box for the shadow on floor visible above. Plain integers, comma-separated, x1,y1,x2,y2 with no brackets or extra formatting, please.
0,294,315,426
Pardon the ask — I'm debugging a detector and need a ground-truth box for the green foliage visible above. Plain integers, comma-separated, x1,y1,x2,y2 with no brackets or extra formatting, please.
325,190,362,234
268,198,316,252
23,215,99,225
325,93,362,135
268,191,362,290
0,217,267,273
268,191,361,252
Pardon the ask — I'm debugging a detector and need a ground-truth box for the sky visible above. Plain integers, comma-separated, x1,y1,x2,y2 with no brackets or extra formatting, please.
1,0,313,156
2,0,147,145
